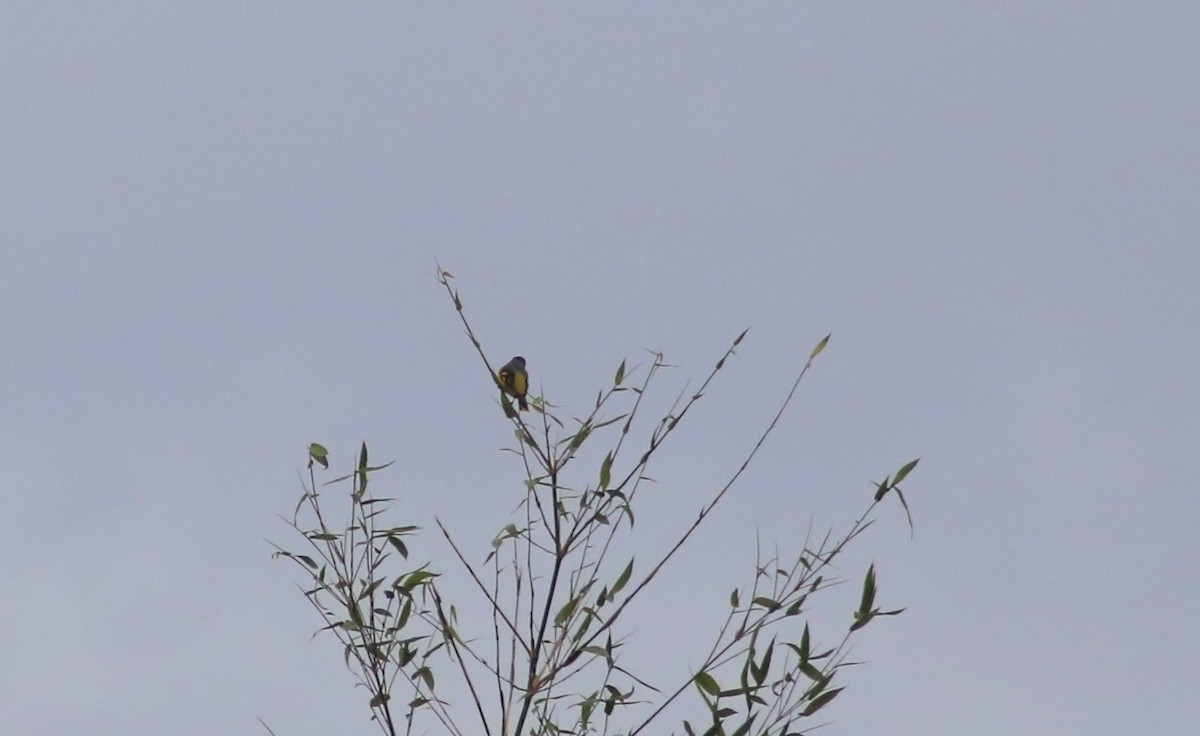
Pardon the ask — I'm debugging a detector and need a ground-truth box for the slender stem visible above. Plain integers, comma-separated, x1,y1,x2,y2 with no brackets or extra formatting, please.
431,586,493,736
511,464,564,736
437,520,528,652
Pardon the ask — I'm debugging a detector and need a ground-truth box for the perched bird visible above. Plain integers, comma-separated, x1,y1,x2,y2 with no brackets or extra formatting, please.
497,356,529,411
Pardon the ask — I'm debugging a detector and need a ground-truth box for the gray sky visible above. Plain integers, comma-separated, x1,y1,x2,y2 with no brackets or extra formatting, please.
3,3,1197,735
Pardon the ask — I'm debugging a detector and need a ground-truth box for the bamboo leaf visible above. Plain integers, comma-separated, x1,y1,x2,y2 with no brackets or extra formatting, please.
800,662,823,681
570,424,592,450
357,442,369,493
388,536,408,558
801,687,843,717
401,570,437,591
611,559,634,596
369,693,390,708
694,671,720,697
859,565,877,613
895,487,916,533
893,457,919,485
754,639,774,685
308,443,329,469
599,451,613,490
555,595,581,627
752,596,780,612
809,333,831,360
416,666,434,691
731,714,757,736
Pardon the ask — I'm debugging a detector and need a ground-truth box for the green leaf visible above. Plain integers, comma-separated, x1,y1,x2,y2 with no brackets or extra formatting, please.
800,662,824,681
369,693,390,708
581,645,609,660
357,442,369,493
895,487,916,533
308,443,329,469
851,565,880,631
752,596,780,612
806,672,833,698
358,578,385,601
570,424,592,450
400,570,437,591
388,536,408,558
396,644,415,667
893,457,920,485
611,559,634,596
599,451,613,490
731,714,757,736
810,646,835,662
614,359,626,386
801,687,843,716
555,595,581,627
754,639,774,685
739,643,752,694
729,588,740,608
809,333,831,360
694,671,720,697
734,327,750,346
859,565,877,613
592,413,628,430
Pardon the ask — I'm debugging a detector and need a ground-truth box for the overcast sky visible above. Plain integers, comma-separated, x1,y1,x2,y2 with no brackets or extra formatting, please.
3,3,1198,735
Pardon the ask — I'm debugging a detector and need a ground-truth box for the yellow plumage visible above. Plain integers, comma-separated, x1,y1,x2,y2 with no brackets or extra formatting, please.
498,356,529,411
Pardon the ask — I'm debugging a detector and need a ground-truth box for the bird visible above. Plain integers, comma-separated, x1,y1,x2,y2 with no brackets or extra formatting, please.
497,356,529,411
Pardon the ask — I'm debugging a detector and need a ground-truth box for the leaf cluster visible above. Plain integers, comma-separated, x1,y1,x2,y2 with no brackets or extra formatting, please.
268,270,918,736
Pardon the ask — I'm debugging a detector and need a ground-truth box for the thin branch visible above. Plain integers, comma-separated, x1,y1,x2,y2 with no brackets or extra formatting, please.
436,519,528,653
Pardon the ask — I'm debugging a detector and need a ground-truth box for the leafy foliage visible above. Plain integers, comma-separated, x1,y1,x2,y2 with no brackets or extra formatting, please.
269,269,918,736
